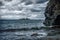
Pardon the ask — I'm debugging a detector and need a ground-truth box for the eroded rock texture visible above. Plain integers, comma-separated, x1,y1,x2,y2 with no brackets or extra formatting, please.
44,0,60,26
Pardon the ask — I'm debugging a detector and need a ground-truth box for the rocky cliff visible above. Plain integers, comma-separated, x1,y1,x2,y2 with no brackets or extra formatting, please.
44,0,60,26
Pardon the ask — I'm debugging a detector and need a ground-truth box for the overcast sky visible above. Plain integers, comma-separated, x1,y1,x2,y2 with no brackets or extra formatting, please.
0,0,48,20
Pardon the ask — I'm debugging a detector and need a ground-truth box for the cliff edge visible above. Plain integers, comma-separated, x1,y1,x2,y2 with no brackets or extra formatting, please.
44,0,60,26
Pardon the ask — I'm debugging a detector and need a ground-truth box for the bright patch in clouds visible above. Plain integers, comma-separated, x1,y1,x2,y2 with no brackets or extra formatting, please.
1,15,20,19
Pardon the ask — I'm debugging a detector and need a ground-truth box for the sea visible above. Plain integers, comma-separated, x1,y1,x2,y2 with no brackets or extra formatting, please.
0,19,48,40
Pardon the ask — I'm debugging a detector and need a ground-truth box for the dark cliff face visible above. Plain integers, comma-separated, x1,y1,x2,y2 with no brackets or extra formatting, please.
44,0,60,26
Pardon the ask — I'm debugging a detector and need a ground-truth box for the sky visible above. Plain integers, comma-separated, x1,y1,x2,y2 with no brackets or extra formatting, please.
0,0,48,20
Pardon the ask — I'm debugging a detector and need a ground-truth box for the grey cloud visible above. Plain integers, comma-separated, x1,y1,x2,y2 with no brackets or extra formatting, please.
0,0,48,20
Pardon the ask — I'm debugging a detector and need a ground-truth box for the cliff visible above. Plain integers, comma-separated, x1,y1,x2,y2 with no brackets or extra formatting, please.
44,0,60,26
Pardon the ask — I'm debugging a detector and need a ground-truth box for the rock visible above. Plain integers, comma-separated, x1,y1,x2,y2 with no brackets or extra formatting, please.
47,36,60,40
31,33,39,36
31,32,47,38
44,0,60,27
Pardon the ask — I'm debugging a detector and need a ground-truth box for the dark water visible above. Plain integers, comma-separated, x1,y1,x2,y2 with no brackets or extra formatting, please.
0,20,48,40
0,19,44,30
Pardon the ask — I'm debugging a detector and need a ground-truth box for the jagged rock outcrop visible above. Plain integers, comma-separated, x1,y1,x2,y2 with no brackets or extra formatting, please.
44,0,60,26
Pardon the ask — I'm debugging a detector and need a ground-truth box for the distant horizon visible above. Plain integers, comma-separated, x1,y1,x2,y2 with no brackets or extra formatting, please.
0,18,45,20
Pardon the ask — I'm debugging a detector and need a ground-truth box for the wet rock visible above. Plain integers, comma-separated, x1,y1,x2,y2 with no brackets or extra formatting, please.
51,25,60,29
31,32,47,38
47,36,60,40
31,33,39,37
44,0,60,26
47,30,60,36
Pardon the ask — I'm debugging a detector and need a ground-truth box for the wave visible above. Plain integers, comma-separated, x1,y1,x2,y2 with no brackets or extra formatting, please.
0,27,48,32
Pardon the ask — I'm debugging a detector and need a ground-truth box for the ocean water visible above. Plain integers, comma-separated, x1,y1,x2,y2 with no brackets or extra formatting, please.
0,19,44,30
0,20,48,40
0,0,49,40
